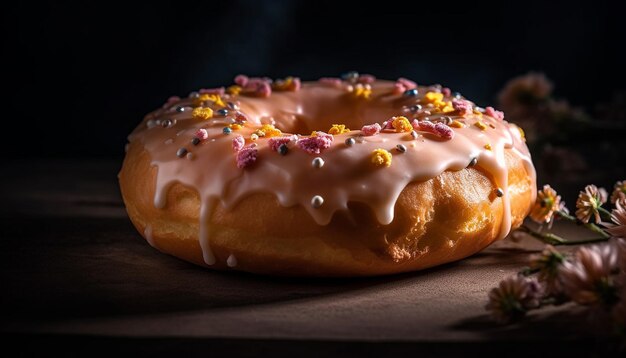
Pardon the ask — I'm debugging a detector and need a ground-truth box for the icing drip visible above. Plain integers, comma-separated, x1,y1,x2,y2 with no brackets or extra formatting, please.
128,80,536,265
227,254,238,268
144,224,157,249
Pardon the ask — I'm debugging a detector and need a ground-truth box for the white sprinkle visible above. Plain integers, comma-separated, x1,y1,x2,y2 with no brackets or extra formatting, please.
311,195,324,208
312,157,325,168
165,138,174,145
396,144,407,153
227,254,238,267
410,131,419,139
186,152,195,160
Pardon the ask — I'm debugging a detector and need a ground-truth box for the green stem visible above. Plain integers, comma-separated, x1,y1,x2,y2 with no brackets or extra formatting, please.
557,210,611,239
518,225,609,246
598,206,613,221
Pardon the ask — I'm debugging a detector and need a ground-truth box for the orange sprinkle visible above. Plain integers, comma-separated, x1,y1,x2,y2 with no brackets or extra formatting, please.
484,143,492,150
192,107,213,120
328,124,351,135
392,116,413,133
449,120,465,128
474,121,488,131
371,148,392,167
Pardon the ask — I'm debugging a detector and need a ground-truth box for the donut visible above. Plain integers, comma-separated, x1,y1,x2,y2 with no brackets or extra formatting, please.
119,73,536,276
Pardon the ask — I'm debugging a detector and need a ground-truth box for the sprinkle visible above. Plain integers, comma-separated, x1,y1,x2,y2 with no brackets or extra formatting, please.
439,116,452,125
232,135,245,152
371,148,392,167
257,124,282,138
452,99,473,116
192,137,201,146
227,85,242,95
496,188,504,197
176,147,188,158
485,143,492,150
312,157,325,168
234,74,249,87
216,108,229,117
268,137,292,152
449,120,465,128
469,157,478,167
311,195,324,208
199,87,225,96
397,77,417,89
402,104,422,114
229,123,243,130
381,120,394,130
186,152,194,160
189,92,200,99
442,88,451,97
341,71,359,81
452,92,462,99
345,137,356,146
396,144,407,153
485,106,505,121
352,83,372,99
358,74,376,84
319,77,343,88
413,120,454,140
424,92,444,103
297,131,334,154
223,127,232,135
250,133,259,141
392,82,406,95
161,118,175,128
227,102,239,110
195,128,209,140
236,145,258,168
278,144,288,155
192,107,213,120
410,130,419,139
474,121,488,131
175,106,186,113
195,93,226,107
403,88,418,97
392,116,413,133
328,124,351,135
273,77,301,91
361,123,381,136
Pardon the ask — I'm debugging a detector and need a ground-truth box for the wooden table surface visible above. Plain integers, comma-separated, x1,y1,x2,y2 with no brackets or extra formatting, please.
0,159,617,356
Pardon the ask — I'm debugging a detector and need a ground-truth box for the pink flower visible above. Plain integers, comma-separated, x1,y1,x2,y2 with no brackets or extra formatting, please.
297,132,334,154
232,135,245,152
413,120,454,140
195,128,208,140
575,184,608,223
236,145,257,168
452,99,473,116
529,245,566,296
268,137,292,152
558,244,619,306
485,275,543,323
361,123,381,136
603,198,626,239
485,106,505,121
199,87,225,95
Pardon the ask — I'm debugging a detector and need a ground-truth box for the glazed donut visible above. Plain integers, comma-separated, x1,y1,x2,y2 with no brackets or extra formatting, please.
119,73,536,276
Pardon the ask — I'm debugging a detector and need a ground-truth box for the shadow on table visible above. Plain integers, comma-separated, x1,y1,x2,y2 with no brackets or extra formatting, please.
0,214,541,324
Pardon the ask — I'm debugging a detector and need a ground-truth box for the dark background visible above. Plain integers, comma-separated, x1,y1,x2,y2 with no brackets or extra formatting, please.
3,0,625,159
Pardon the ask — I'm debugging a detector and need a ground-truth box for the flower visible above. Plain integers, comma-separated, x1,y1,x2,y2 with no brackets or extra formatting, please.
485,275,542,323
498,72,553,109
575,185,608,223
603,198,626,239
529,245,565,295
611,180,626,204
529,185,562,224
558,244,620,306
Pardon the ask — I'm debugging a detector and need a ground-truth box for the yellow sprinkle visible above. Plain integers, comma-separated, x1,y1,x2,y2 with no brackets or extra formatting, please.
192,107,213,120
392,116,413,133
328,124,351,135
441,103,455,113
473,108,483,116
229,123,243,130
484,143,492,150
250,133,259,141
352,84,372,99
227,85,242,95
259,124,282,138
371,148,392,167
517,126,526,140
424,92,444,103
474,121,488,130
273,77,296,91
449,120,465,128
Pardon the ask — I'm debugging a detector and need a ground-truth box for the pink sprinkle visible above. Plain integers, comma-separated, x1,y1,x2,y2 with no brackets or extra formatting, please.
255,82,272,97
411,119,420,130
319,77,343,88
268,137,292,152
232,135,245,152
236,145,257,168
415,120,454,140
361,123,381,136
167,96,180,104
234,112,248,123
195,128,208,140
289,77,301,91
485,106,505,121
392,83,406,95
397,77,417,89
297,132,334,154
442,87,451,97
358,74,376,84
234,74,249,87
452,99,473,116
199,87,225,95
381,119,394,130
